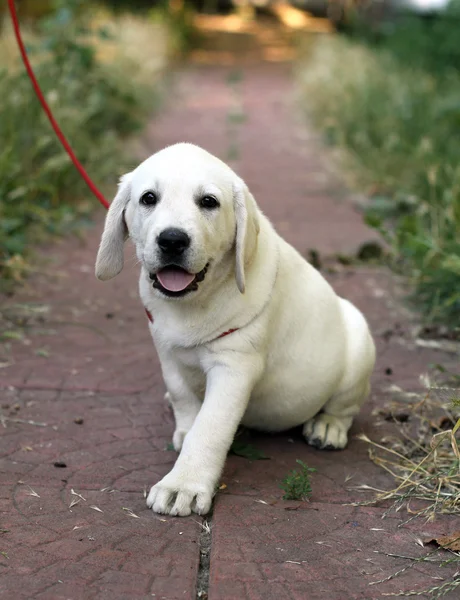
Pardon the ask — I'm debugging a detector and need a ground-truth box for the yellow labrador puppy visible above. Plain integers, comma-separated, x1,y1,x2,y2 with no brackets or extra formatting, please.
95,143,375,516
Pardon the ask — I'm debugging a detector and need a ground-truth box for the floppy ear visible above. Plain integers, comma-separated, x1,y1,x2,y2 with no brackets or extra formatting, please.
95,173,132,281
233,179,260,294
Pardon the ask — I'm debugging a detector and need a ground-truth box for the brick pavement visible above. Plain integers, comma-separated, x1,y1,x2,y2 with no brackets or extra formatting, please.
1,33,459,600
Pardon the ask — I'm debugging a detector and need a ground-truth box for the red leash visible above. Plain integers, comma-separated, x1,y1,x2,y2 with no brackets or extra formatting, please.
8,1,239,338
7,0,110,210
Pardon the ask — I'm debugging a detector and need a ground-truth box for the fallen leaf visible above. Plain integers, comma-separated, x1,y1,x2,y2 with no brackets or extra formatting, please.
424,531,460,552
230,440,269,460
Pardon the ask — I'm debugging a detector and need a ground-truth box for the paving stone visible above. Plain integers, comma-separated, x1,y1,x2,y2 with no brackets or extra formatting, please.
1,29,459,600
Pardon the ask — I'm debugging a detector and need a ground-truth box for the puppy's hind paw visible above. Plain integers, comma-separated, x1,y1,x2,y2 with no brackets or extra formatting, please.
303,414,352,450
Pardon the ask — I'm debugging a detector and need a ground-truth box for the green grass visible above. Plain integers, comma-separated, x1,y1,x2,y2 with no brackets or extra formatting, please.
280,459,315,501
298,32,460,330
0,0,172,290
347,2,460,75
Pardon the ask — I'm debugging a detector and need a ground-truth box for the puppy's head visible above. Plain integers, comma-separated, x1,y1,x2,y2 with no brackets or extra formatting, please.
95,143,259,298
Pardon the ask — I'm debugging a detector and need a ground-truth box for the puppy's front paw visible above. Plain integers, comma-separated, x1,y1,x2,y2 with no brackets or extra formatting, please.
146,470,214,516
303,414,351,450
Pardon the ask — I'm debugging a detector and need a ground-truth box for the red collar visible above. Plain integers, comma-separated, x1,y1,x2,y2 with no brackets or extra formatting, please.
144,308,238,340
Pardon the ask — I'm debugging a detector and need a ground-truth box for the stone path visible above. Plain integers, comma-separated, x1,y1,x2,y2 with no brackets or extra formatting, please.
1,22,459,600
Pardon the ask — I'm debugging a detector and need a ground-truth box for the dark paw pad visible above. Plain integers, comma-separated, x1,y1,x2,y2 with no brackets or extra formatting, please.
323,443,340,451
308,437,324,449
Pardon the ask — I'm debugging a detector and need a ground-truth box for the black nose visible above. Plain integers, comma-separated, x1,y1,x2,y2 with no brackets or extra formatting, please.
157,228,191,256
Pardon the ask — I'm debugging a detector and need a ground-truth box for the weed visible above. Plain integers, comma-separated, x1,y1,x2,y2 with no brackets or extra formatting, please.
351,378,460,597
0,1,171,290
353,381,460,522
370,547,460,598
280,459,315,501
225,68,244,162
226,142,239,162
348,1,460,75
298,35,460,330
227,69,243,85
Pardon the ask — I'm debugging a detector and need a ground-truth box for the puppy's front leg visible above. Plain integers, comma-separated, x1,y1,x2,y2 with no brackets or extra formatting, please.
147,354,262,516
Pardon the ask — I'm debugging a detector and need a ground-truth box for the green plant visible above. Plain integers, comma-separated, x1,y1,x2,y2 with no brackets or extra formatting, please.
348,1,460,75
0,1,169,289
298,36,460,329
149,2,196,55
280,459,315,501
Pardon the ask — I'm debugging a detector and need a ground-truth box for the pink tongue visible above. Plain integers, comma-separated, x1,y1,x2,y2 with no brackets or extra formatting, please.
157,268,195,292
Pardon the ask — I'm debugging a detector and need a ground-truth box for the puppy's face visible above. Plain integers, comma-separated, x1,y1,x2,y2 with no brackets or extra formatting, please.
127,150,237,298
95,144,259,298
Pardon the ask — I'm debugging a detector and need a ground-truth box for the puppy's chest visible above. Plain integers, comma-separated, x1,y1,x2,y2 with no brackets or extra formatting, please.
173,346,203,369
172,346,207,397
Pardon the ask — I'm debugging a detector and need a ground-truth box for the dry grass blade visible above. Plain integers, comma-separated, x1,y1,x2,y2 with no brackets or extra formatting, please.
69,497,80,509
381,575,460,598
357,384,460,597
70,489,86,502
122,507,140,519
353,387,460,521
25,486,40,498
1,416,49,427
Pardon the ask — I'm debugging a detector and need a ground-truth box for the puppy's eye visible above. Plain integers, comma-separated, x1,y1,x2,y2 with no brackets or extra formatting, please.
198,195,220,210
140,191,158,206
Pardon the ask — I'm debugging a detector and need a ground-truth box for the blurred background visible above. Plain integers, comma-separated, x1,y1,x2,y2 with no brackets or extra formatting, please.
1,0,459,331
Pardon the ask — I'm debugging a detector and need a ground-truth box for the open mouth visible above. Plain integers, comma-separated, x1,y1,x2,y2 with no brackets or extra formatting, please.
149,263,209,297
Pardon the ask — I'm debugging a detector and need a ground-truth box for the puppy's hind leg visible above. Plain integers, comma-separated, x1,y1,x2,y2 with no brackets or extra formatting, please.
304,300,375,450
303,378,371,450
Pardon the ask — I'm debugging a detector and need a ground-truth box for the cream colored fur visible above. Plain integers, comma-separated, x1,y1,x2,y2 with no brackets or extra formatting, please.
95,143,376,516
